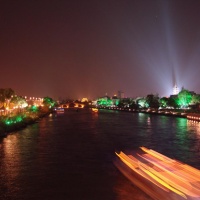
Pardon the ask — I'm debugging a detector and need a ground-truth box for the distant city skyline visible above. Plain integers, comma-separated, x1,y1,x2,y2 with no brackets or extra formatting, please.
9,83,199,102
1,1,200,99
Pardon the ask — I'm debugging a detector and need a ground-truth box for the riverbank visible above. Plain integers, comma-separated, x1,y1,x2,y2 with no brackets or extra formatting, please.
0,111,51,137
100,106,199,119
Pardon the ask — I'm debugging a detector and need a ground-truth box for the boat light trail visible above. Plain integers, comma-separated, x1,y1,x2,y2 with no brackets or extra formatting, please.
115,147,200,200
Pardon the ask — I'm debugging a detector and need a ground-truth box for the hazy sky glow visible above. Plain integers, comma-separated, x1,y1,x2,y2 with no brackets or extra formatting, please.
1,0,200,100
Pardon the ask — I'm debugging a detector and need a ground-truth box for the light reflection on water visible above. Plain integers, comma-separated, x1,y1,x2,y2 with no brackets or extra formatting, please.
1,135,21,198
0,109,200,200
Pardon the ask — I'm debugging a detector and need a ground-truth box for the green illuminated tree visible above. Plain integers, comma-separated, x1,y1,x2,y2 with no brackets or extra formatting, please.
97,97,113,107
137,98,147,108
43,97,56,108
159,97,178,108
29,105,38,112
177,89,192,108
159,97,168,108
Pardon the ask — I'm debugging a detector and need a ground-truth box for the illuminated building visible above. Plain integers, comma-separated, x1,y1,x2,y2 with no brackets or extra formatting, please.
173,84,179,95
26,97,43,107
117,91,124,99
81,98,88,102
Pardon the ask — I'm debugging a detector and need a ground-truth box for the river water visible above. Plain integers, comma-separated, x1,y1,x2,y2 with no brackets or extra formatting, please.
0,109,200,200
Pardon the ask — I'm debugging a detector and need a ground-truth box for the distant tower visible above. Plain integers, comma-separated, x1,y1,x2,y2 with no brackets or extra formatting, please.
173,84,179,95
117,91,124,99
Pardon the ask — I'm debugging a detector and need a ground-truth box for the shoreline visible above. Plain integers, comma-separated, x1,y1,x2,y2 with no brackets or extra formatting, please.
103,107,188,118
1,107,199,138
0,111,51,138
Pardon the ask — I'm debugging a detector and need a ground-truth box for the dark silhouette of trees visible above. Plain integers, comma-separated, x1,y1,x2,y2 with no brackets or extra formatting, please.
0,88,15,108
146,94,160,109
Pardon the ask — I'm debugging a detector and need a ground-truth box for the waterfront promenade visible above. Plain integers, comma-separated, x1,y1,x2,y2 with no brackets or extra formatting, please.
102,106,189,118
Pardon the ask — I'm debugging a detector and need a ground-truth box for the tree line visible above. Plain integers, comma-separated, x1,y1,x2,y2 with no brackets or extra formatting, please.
97,88,200,110
0,88,57,111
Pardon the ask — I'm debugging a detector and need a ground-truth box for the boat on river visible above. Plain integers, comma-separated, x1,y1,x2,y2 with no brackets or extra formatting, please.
91,108,98,112
55,107,65,113
115,147,200,200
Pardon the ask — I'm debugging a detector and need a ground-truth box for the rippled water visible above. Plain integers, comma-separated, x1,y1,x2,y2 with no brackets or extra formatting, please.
0,109,200,200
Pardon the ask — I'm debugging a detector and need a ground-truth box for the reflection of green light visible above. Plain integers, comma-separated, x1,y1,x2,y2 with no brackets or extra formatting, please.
175,118,188,143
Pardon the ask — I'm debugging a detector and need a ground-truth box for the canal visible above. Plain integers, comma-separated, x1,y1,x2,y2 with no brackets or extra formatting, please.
0,109,200,200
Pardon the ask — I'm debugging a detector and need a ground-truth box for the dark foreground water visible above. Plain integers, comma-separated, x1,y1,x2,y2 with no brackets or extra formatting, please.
0,109,200,200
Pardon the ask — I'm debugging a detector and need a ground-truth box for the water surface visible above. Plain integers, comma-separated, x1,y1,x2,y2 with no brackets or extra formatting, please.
0,109,200,200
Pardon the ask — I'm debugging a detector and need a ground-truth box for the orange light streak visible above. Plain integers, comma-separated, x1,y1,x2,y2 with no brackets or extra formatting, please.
115,147,200,200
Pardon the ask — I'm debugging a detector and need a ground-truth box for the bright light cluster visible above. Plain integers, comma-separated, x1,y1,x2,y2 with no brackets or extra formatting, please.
115,147,200,200
4,116,23,125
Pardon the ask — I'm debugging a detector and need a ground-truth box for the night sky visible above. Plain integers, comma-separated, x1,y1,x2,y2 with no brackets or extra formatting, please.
1,0,200,100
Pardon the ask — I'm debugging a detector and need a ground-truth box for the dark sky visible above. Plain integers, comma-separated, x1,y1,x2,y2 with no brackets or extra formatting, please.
1,0,200,100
